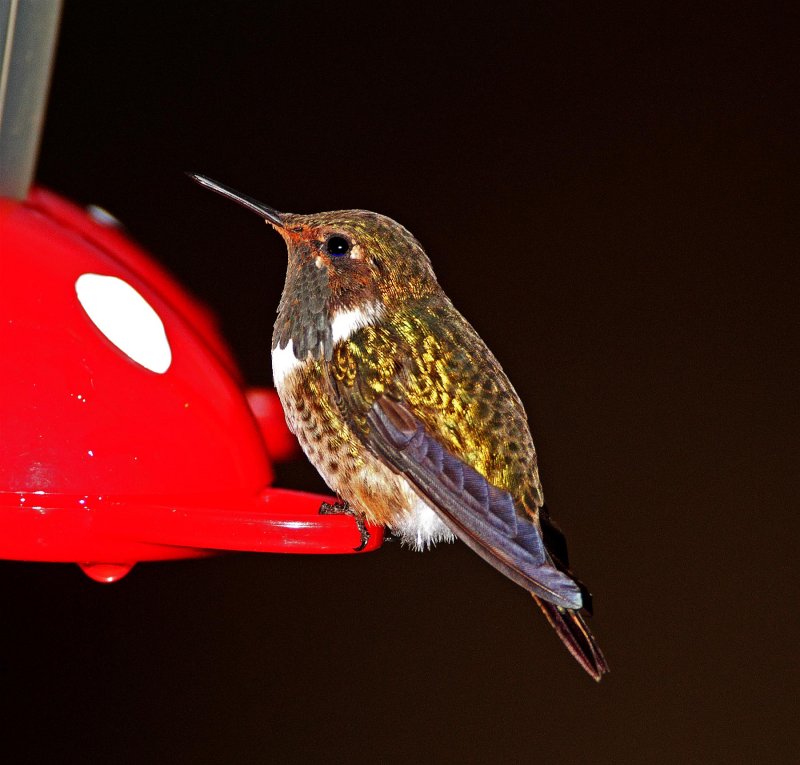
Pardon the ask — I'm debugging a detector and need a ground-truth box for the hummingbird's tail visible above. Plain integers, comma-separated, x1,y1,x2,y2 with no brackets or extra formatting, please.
533,595,610,682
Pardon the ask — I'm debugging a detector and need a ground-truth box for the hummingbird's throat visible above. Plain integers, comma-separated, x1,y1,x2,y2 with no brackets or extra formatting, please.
272,254,384,363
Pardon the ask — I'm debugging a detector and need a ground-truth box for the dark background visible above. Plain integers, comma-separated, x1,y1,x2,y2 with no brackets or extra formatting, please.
3,2,795,763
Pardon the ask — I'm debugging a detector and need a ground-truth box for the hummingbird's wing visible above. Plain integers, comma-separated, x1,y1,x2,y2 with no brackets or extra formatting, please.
330,299,608,678
366,394,583,610
329,300,583,610
364,392,608,678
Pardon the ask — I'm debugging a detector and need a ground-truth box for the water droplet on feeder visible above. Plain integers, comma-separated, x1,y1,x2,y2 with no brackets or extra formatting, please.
79,562,134,583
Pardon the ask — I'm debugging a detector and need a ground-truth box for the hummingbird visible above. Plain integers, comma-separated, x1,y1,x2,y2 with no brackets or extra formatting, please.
190,174,609,681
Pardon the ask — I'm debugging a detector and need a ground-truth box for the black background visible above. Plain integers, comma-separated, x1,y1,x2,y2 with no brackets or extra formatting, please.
3,2,795,763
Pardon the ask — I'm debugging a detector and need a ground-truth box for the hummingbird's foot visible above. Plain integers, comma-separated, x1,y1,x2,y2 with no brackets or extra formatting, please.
319,500,371,552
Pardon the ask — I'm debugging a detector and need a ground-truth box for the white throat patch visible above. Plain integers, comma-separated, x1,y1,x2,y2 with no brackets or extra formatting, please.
330,302,384,344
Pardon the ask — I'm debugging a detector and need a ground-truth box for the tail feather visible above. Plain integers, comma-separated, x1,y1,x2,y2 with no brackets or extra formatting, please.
534,595,610,682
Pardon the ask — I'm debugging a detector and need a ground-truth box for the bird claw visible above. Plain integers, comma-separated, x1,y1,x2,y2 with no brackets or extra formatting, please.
319,500,371,551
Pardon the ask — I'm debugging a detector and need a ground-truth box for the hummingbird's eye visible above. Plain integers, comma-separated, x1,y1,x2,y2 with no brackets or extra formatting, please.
325,235,351,257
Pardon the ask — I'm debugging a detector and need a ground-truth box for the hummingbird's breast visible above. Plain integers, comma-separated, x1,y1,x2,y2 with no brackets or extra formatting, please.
271,324,454,549
272,346,455,550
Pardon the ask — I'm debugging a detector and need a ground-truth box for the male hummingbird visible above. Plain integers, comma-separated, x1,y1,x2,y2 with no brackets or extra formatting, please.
191,174,609,681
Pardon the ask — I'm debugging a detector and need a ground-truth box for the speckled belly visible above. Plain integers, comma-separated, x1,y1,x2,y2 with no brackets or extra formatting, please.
273,355,454,549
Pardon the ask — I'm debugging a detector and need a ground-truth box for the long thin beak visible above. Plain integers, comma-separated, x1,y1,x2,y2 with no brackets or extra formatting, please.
188,173,285,228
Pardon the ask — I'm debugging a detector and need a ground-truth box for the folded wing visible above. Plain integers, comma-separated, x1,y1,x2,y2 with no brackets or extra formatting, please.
366,395,583,610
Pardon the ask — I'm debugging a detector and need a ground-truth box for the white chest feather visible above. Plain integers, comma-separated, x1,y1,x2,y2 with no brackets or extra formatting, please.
271,339,303,389
330,302,383,343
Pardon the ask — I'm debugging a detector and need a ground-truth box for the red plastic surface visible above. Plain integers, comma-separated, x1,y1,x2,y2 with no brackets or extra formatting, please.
0,488,382,562
245,387,300,463
0,190,381,576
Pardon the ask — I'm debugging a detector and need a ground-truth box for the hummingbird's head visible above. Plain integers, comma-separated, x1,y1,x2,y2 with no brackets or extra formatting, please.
191,174,441,359
277,208,437,308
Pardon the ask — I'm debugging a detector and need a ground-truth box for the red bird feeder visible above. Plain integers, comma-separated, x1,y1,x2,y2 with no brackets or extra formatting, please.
0,4,380,582
0,190,382,582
